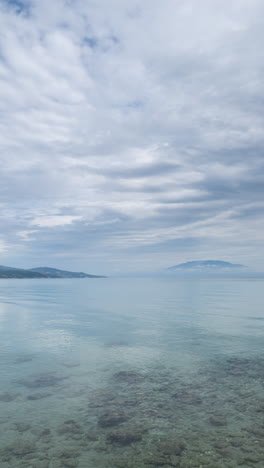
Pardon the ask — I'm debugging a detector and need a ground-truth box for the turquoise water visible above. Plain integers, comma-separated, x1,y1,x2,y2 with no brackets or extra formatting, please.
0,278,264,467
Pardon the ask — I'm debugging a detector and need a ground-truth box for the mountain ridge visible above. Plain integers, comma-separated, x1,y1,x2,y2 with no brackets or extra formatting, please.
168,260,246,270
0,265,105,279
30,267,105,278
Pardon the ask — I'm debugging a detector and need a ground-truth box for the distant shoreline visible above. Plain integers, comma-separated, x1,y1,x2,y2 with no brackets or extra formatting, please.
0,265,106,279
0,276,107,279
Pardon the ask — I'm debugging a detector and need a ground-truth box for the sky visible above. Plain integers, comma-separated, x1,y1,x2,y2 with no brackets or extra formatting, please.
0,0,263,275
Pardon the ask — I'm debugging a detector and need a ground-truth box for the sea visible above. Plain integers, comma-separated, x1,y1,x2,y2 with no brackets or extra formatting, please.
0,277,264,467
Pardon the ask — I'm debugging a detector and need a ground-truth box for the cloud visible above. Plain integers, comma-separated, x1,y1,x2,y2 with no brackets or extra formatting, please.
0,0,264,273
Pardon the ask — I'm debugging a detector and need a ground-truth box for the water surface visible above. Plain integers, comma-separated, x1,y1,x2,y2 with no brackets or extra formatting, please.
0,278,264,467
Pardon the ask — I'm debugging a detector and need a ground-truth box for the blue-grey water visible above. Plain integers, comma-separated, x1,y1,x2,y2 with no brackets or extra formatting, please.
0,278,264,467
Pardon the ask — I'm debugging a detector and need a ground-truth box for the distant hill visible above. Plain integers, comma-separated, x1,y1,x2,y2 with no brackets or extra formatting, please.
168,260,246,270
30,267,105,278
0,265,49,279
0,265,105,279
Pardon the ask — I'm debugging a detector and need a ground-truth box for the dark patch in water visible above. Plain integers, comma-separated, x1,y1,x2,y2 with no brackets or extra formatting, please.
104,340,129,348
62,361,80,368
209,414,227,426
26,392,52,400
172,389,202,405
53,448,80,467
98,410,128,428
0,440,35,460
14,422,31,432
14,355,34,364
88,389,116,408
17,373,68,388
3,355,264,467
0,392,19,402
57,419,83,436
107,428,143,445
145,437,185,466
113,370,144,384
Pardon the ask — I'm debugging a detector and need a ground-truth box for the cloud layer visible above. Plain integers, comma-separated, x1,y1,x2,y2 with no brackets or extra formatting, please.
0,0,264,274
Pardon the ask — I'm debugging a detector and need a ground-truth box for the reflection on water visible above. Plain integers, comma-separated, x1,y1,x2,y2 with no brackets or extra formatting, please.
0,278,264,467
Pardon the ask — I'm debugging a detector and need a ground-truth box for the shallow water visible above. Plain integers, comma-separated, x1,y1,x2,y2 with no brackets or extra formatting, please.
0,277,264,467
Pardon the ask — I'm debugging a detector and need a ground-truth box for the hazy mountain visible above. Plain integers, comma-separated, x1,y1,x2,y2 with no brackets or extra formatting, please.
0,265,49,278
0,265,105,278
168,260,246,270
30,267,105,278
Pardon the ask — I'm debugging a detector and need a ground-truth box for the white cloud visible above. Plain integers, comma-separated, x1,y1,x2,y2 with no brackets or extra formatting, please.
0,0,263,273
30,215,83,228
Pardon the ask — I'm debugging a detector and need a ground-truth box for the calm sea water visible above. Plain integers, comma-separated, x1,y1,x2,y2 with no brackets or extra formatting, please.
0,278,264,467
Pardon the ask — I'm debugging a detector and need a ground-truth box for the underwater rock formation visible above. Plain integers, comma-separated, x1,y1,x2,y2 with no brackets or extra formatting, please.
107,429,143,445
57,419,82,435
98,411,128,428
14,355,34,364
113,370,144,384
0,440,35,461
17,373,68,389
14,422,31,432
2,356,264,467
172,390,202,405
88,389,116,408
62,361,80,368
0,392,19,402
144,438,186,466
26,392,52,400
158,439,186,456
209,415,227,426
104,340,129,348
53,448,80,467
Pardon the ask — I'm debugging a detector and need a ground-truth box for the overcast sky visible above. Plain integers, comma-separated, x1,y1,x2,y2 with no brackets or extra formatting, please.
0,0,263,275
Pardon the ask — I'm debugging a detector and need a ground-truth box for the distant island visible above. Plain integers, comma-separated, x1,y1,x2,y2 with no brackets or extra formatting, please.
0,265,106,279
168,260,246,271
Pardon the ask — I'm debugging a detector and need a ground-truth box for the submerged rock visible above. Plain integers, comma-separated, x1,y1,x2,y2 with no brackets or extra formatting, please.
37,428,52,443
226,357,251,367
53,448,80,467
57,419,82,435
54,448,80,458
61,459,79,468
62,361,80,368
113,370,144,384
26,392,52,400
14,355,34,364
62,458,79,468
104,340,129,348
88,389,116,408
172,390,202,405
107,429,143,445
158,439,186,456
40,428,51,437
31,461,49,468
86,431,100,441
229,437,244,448
14,422,31,432
209,415,227,426
17,373,68,389
0,392,19,402
145,455,168,466
213,439,228,450
1,440,35,458
145,437,185,466
98,411,128,428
